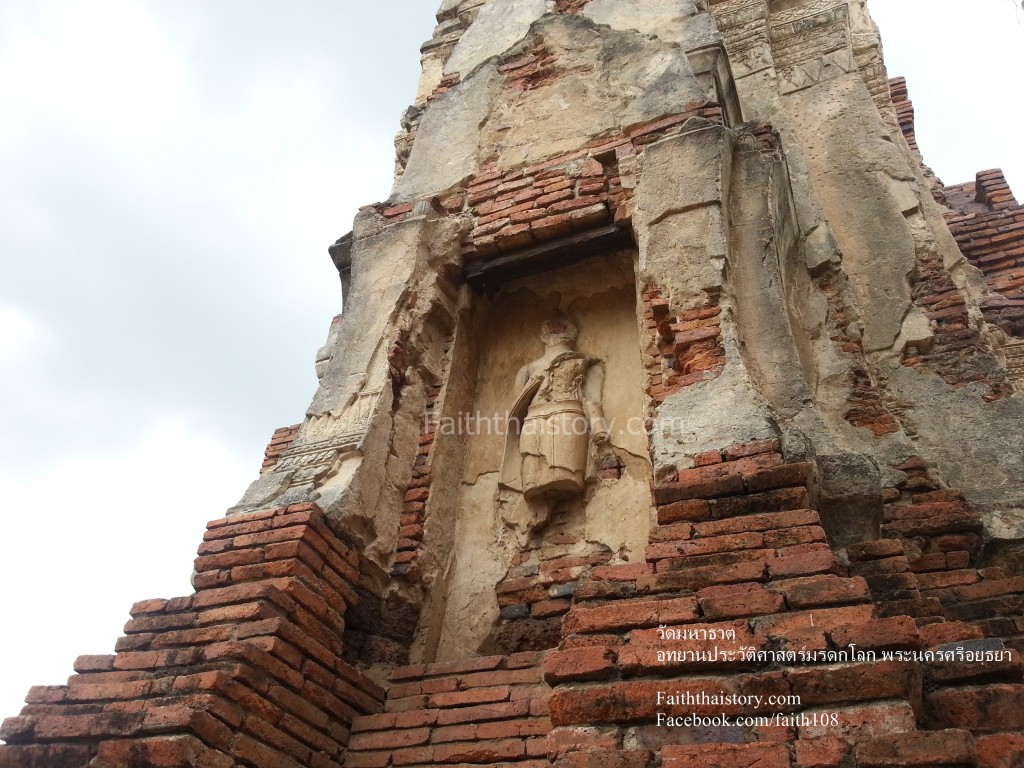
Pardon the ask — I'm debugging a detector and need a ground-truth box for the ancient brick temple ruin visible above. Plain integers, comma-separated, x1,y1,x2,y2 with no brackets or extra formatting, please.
4,1,1024,766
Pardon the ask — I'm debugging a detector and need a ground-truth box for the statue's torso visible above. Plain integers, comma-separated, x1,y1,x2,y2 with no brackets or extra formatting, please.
527,352,589,409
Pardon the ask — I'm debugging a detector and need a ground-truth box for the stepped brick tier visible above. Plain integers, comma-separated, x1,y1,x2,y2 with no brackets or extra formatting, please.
4,1,1024,767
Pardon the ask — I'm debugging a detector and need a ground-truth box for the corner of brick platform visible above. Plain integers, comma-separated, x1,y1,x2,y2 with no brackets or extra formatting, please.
0,503,381,768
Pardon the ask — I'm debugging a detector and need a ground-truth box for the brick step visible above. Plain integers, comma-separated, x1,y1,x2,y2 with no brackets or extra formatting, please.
552,612,929,683
876,597,945,620
655,458,812,506
975,733,1024,768
845,539,908,563
946,594,1024,623
573,543,842,602
859,571,923,602
924,647,1023,688
657,486,810,525
882,500,984,539
920,621,987,647
645,523,826,564
346,655,551,768
650,508,822,545
924,684,1024,734
547,659,922,727
0,504,379,768
347,732,550,767
921,575,1024,605
909,550,974,572
564,573,872,637
653,541,838,579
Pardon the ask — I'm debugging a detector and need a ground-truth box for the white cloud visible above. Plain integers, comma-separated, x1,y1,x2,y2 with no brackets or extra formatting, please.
0,0,193,149
0,306,47,368
871,0,1024,190
0,419,251,721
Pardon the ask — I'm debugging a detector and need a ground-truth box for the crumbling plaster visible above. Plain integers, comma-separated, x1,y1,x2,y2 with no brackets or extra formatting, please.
394,14,708,201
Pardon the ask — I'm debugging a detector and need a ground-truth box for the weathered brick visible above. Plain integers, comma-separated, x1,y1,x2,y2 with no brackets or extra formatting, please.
795,737,849,768
556,750,651,768
546,725,621,755
696,509,820,538
924,684,1024,732
774,575,870,609
787,661,920,706
72,654,116,673
918,621,983,648
724,439,781,460
590,563,653,581
663,742,790,768
975,733,1024,768
767,547,838,580
550,679,737,726
544,647,616,683
96,735,234,768
431,737,527,763
657,499,710,524
429,686,511,709
646,531,764,562
855,729,977,767
698,582,787,620
563,597,699,634
348,727,430,751
436,699,531,726
846,539,905,562
798,702,917,741
829,617,920,652
708,487,811,519
0,744,96,768
640,556,769,593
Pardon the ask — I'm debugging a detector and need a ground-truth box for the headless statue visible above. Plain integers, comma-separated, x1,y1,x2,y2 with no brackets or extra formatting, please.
498,318,609,531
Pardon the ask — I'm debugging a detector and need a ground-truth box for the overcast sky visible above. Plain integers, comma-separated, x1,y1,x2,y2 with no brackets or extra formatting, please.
1,0,1022,723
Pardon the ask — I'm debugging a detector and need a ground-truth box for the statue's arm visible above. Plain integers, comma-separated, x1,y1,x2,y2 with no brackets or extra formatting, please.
508,364,537,425
583,361,610,444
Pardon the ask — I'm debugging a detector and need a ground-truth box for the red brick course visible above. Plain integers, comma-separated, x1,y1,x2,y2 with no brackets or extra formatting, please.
641,288,727,404
260,423,301,473
890,77,1020,394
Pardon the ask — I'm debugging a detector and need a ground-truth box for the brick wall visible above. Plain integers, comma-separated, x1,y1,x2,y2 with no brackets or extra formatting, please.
345,654,551,768
262,424,301,473
5,457,1023,767
391,331,453,580
890,76,1024,389
337,438,1021,768
379,104,725,267
944,170,1024,349
641,288,726,405
889,77,919,155
0,504,382,768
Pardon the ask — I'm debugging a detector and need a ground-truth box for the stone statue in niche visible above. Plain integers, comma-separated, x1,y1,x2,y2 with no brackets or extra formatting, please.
498,317,610,532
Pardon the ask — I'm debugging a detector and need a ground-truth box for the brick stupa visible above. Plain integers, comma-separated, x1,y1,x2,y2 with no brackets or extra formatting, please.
3,1,1024,767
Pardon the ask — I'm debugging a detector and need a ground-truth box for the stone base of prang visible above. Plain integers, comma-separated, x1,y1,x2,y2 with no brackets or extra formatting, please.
3,442,1023,767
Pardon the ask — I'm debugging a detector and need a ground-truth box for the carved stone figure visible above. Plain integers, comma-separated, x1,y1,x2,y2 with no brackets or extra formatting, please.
499,318,609,523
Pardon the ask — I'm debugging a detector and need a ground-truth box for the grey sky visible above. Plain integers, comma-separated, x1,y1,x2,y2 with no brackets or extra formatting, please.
1,0,1022,723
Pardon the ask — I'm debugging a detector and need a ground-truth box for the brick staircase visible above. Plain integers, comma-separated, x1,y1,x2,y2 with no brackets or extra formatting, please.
4,447,1023,767
344,654,551,767
846,459,1024,654
335,440,1024,768
0,505,383,768
539,441,1024,767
